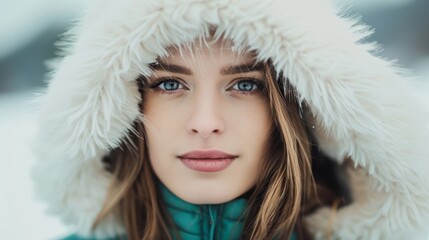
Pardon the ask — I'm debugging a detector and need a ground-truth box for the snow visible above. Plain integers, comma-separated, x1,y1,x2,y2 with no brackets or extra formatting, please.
0,91,69,240
0,0,87,59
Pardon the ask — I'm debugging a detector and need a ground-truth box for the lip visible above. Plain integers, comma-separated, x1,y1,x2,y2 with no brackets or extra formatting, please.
178,150,238,172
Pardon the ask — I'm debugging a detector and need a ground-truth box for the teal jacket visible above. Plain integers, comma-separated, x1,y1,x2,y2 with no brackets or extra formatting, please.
63,185,297,240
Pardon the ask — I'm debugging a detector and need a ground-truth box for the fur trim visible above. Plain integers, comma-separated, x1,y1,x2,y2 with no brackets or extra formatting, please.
32,0,429,239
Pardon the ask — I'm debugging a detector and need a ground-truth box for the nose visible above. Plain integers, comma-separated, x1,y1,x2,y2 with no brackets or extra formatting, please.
186,91,225,138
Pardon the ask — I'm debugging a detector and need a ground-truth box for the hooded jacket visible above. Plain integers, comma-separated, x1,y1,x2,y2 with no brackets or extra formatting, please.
63,183,291,240
31,0,429,239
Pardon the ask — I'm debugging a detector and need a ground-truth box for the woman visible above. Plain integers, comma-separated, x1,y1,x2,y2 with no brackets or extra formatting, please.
32,0,429,239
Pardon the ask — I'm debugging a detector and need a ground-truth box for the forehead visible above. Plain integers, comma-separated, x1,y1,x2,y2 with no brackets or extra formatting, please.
160,38,257,65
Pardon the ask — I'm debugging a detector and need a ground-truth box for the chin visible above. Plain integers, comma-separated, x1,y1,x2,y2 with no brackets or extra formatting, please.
163,173,256,205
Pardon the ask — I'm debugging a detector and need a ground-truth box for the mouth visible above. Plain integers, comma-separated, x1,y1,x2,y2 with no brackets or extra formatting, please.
177,150,238,172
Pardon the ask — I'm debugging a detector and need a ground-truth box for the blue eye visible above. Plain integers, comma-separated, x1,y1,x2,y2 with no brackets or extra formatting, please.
159,80,182,91
235,81,257,91
149,78,186,93
231,79,264,93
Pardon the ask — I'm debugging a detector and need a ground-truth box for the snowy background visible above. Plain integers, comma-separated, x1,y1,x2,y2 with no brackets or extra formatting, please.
0,0,428,239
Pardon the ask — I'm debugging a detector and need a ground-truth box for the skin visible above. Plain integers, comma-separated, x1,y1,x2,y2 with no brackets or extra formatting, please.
143,40,271,204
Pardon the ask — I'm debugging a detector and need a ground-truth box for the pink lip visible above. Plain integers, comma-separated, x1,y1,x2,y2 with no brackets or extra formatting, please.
178,150,238,172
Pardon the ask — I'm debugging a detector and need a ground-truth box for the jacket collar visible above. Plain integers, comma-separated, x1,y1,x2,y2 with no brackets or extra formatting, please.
159,183,247,240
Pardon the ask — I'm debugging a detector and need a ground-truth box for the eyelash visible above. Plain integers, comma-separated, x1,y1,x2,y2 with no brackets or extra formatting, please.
147,77,265,96
147,77,188,95
229,77,265,96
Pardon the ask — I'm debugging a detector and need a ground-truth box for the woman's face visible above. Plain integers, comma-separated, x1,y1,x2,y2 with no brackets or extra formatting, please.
143,40,271,204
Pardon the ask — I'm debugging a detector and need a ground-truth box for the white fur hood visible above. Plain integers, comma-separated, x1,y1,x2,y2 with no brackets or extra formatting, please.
32,0,429,239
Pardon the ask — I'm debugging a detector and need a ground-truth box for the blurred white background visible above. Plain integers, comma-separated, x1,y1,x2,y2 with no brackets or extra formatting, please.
0,0,428,239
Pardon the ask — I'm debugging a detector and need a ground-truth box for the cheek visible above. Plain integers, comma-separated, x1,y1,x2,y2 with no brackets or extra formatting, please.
143,93,182,138
142,94,178,166
227,100,271,189
228,99,271,141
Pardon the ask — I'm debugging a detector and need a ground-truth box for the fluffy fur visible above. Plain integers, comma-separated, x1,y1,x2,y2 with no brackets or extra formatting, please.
32,0,429,239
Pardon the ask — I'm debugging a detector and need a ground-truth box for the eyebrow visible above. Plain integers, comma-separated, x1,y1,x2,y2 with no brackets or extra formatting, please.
149,61,192,75
149,61,264,76
221,62,264,75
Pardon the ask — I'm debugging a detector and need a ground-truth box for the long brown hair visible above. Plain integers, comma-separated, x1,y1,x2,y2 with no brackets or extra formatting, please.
94,58,315,239
240,63,314,239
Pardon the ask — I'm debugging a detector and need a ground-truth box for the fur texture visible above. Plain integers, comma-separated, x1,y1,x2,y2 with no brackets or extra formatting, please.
32,0,429,239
